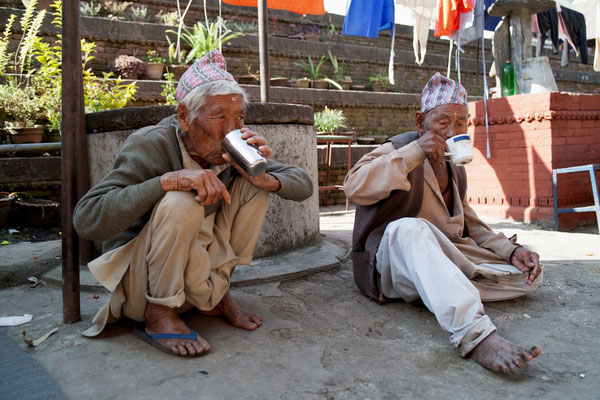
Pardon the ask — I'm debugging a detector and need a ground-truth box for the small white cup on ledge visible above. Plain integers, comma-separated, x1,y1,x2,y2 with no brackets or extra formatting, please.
445,134,473,166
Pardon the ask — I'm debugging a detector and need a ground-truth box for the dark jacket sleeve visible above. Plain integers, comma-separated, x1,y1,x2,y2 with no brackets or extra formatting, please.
266,160,314,201
73,128,177,241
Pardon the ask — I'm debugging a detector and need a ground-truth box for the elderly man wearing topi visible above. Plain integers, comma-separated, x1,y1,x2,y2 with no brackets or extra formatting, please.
73,50,313,357
344,73,543,374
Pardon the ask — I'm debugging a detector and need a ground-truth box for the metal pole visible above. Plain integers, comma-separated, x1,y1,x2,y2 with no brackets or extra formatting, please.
62,0,88,324
258,0,270,102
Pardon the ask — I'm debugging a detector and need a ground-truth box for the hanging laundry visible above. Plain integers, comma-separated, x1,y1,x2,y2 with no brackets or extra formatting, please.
559,5,588,64
448,0,484,45
435,0,474,37
595,2,600,71
483,0,501,31
395,0,437,65
342,0,395,38
536,5,588,64
221,0,324,15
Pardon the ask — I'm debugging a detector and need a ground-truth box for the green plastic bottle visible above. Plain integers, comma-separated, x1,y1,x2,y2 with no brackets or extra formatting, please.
501,59,516,97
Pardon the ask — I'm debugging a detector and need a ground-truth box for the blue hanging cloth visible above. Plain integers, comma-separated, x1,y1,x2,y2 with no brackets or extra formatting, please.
342,0,395,38
484,0,501,31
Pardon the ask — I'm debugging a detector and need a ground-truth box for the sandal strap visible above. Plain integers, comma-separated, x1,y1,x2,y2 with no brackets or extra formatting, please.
148,329,197,341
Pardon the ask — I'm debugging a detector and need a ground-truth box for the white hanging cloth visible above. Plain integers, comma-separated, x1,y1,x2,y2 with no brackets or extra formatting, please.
395,0,437,65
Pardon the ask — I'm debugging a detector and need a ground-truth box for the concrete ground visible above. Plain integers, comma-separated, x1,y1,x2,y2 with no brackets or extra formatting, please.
1,206,599,400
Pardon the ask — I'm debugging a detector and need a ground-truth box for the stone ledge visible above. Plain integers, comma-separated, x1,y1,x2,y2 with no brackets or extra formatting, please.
40,236,348,291
85,103,314,134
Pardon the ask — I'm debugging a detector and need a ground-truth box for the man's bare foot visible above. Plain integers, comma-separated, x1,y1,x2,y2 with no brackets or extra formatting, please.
144,302,210,357
469,332,541,374
201,292,263,330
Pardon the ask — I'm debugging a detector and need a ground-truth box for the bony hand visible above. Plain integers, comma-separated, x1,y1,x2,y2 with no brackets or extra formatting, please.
416,131,446,164
160,169,231,206
510,246,542,286
221,128,281,192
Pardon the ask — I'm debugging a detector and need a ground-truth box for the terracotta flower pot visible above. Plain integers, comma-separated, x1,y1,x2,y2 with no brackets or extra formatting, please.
311,79,329,89
145,63,165,80
236,75,259,85
287,78,310,88
270,77,288,87
7,126,45,144
0,193,13,226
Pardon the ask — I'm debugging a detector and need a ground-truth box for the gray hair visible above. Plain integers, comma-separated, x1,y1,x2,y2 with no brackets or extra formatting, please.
179,80,247,122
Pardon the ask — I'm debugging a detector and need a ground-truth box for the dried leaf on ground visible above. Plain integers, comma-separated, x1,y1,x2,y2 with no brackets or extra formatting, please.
22,327,58,347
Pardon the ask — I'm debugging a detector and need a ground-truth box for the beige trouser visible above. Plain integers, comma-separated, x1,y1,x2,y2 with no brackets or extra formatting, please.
375,218,543,357
83,177,269,337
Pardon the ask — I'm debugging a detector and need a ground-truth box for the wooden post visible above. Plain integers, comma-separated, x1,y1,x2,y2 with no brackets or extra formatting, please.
258,0,270,102
61,0,89,324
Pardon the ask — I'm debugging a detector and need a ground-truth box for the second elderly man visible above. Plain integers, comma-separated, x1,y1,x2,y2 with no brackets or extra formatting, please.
344,73,543,374
74,50,313,357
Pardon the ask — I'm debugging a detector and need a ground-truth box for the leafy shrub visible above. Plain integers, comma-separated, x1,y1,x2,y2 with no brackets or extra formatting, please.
168,20,243,64
314,107,347,133
144,50,166,64
103,1,131,20
80,1,101,17
155,10,179,26
129,6,151,22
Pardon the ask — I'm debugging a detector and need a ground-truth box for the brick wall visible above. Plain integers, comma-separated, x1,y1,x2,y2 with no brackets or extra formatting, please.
466,93,600,228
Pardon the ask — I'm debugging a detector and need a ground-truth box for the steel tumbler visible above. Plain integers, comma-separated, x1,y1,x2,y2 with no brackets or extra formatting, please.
222,129,267,176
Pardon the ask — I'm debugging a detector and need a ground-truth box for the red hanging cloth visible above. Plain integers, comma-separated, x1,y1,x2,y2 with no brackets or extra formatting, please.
222,0,325,15
435,0,474,37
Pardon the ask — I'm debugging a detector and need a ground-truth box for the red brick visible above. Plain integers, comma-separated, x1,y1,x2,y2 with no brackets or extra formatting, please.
567,120,582,128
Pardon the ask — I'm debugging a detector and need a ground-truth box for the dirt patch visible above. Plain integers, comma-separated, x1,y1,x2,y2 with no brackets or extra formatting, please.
0,225,61,244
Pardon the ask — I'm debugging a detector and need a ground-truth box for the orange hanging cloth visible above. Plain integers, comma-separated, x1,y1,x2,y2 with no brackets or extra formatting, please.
434,0,474,37
222,0,325,15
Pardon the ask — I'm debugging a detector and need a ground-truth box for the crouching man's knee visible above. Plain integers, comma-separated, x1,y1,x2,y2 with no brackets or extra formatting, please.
152,191,206,234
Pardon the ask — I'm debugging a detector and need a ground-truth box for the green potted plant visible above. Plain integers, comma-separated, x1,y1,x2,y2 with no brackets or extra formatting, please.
369,74,391,92
293,55,341,90
144,50,166,80
0,83,45,143
314,106,347,134
174,20,244,64
328,50,351,90
112,55,146,79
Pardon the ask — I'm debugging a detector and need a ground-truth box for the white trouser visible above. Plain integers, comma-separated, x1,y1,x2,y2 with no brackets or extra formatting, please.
375,218,543,356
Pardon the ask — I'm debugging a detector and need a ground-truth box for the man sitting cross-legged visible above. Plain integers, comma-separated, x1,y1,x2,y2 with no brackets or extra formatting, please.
344,73,543,374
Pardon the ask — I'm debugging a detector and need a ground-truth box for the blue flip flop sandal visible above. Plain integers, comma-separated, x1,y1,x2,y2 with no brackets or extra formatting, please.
133,323,209,358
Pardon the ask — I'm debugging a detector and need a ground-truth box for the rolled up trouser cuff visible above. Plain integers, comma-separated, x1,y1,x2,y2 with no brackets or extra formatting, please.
145,289,186,309
457,315,497,357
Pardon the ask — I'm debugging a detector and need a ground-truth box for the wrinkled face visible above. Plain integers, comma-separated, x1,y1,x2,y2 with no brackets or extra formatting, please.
178,94,245,166
417,103,468,140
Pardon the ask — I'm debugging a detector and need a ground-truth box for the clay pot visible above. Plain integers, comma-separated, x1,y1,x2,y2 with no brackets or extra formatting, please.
270,77,288,87
7,126,45,144
236,75,259,85
45,129,61,143
0,193,13,226
145,63,165,80
311,79,329,89
287,78,310,88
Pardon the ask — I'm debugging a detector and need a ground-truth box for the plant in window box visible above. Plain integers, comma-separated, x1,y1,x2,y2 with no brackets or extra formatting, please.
293,55,341,90
328,50,351,90
112,54,146,79
103,0,131,20
314,106,347,134
143,50,166,80
369,74,391,92
0,83,45,143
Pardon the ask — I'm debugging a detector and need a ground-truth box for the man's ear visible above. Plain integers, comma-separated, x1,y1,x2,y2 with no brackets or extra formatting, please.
415,111,426,134
177,103,190,132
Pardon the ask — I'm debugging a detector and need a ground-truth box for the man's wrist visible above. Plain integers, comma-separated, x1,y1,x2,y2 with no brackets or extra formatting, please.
265,173,281,192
